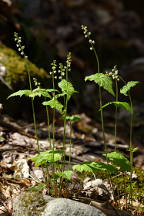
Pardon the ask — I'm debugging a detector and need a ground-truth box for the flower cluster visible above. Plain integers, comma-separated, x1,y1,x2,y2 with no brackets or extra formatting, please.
66,52,72,72
106,65,119,81
33,77,40,88
58,63,65,80
50,60,57,79
49,52,72,80
81,25,95,51
14,32,27,58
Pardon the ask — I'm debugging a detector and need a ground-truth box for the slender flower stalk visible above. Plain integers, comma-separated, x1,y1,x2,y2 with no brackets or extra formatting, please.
50,60,57,151
81,25,106,151
106,66,120,151
14,32,40,152
63,53,71,155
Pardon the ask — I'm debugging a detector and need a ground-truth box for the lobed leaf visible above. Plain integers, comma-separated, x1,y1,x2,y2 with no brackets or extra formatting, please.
120,81,139,96
43,98,63,113
28,184,46,192
29,88,51,99
53,170,73,181
7,90,32,99
58,79,76,100
72,162,95,173
30,150,63,167
103,151,131,172
99,101,132,113
90,161,118,174
85,73,115,96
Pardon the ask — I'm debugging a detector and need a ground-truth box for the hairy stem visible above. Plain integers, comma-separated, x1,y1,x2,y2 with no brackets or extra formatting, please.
128,92,134,205
25,58,39,152
92,46,106,152
45,103,51,148
114,80,118,152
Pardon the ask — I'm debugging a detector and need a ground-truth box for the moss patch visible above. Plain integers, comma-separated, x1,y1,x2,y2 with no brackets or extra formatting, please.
0,44,48,90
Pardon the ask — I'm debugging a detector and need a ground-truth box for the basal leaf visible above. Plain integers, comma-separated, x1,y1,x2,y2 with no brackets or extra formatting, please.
28,184,46,192
30,150,63,167
85,73,115,96
62,170,73,180
53,170,73,181
72,162,95,173
43,98,63,113
99,101,132,113
103,151,131,172
90,161,118,174
58,79,76,100
7,90,31,99
29,88,51,99
120,81,139,96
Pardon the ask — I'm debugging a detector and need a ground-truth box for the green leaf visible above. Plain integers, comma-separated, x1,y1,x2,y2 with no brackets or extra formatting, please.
30,150,63,166
43,98,63,113
29,88,51,99
85,73,115,96
28,184,46,192
7,90,32,99
55,93,66,98
103,151,131,172
128,147,138,153
60,115,81,122
58,79,76,100
46,89,58,93
90,161,118,174
72,162,95,173
99,101,132,113
120,81,139,96
66,115,81,122
53,170,73,181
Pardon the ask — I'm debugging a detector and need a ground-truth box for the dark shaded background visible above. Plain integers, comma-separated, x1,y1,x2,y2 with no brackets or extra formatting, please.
0,0,144,118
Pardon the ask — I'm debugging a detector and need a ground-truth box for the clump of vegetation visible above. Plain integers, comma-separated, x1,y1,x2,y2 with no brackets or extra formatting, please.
7,27,143,215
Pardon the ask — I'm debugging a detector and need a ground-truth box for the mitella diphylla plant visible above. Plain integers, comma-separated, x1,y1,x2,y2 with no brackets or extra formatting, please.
8,34,79,196
81,25,140,208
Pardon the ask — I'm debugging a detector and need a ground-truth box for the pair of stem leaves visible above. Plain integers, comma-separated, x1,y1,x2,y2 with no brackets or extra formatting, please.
8,79,77,114
85,73,139,113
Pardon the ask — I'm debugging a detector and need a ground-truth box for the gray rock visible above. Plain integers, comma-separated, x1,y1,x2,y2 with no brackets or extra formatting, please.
13,191,106,216
42,198,106,216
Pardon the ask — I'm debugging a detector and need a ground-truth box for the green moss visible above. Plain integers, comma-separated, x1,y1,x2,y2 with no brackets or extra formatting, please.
0,44,48,89
13,191,53,216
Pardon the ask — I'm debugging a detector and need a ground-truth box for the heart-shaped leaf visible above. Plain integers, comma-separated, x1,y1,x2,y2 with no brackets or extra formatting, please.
58,79,76,100
7,90,31,99
85,73,115,96
99,101,132,113
103,151,131,172
43,98,63,113
120,81,139,96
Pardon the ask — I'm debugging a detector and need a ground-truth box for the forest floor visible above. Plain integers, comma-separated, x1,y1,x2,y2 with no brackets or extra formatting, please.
0,108,144,216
